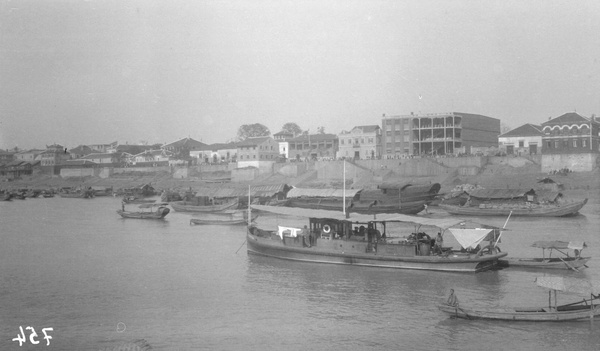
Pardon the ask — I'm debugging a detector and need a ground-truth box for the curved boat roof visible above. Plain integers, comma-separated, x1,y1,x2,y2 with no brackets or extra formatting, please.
286,187,362,198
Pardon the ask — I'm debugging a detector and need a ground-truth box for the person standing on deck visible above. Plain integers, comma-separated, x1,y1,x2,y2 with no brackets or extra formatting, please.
434,232,444,255
447,289,459,307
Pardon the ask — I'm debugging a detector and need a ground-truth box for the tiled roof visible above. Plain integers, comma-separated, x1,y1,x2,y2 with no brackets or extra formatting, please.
542,112,590,126
236,137,273,147
353,125,380,133
162,137,207,149
499,123,543,137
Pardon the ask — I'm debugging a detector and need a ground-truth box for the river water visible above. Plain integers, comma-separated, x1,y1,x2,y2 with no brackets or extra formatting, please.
1,192,599,351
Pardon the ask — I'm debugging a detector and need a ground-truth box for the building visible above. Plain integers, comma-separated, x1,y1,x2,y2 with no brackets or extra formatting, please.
540,112,600,172
236,137,279,173
498,123,544,155
541,112,600,154
195,142,238,164
80,152,124,165
130,150,171,166
87,142,118,153
40,144,71,175
0,149,16,164
68,145,94,159
381,112,500,157
14,149,44,162
287,133,338,161
162,137,208,159
337,125,381,159
273,131,295,160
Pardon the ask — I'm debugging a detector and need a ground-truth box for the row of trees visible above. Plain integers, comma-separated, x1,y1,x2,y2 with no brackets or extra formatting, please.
236,123,327,140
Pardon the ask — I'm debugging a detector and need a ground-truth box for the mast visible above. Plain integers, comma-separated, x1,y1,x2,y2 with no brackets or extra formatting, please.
343,160,346,216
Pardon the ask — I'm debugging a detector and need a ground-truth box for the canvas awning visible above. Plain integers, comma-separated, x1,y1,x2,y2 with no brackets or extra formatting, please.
250,204,465,229
531,241,587,250
446,228,495,249
536,276,600,296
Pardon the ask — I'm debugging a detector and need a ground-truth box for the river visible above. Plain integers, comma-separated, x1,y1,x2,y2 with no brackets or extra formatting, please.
0,192,599,350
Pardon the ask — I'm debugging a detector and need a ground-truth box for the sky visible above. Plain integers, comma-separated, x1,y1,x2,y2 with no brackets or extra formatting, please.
1,0,599,150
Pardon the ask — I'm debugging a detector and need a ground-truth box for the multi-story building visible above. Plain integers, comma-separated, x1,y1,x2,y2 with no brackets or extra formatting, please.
540,112,600,172
498,123,544,155
287,133,338,161
236,137,279,172
40,144,71,175
541,112,600,154
273,131,295,159
381,112,500,157
337,125,381,159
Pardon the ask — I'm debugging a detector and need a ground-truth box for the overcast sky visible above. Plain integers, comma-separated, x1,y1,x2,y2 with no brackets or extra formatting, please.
1,0,599,150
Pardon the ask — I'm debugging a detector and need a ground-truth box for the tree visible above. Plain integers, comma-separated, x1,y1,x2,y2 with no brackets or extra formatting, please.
317,126,325,134
237,123,271,140
281,122,302,136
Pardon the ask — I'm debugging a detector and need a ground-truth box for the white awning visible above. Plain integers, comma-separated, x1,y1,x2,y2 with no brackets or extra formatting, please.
277,226,302,239
447,228,494,249
536,276,600,295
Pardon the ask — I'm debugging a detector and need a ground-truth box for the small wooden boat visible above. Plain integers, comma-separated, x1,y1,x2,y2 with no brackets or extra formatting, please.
171,198,239,212
439,276,600,321
117,202,170,219
247,205,507,273
499,241,590,271
189,210,259,225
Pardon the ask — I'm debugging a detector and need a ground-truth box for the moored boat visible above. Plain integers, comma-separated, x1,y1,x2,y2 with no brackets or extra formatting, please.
122,196,156,204
439,188,587,217
247,205,507,273
499,241,590,271
117,202,170,219
284,183,441,215
189,210,259,225
171,197,239,212
439,276,600,321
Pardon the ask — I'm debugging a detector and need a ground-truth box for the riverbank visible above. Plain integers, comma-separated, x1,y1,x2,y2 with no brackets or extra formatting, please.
2,165,599,200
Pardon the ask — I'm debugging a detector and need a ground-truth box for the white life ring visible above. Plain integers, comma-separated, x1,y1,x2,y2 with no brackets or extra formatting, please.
323,225,331,234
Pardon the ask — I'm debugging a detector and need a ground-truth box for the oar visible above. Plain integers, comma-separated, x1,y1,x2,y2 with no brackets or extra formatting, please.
235,239,247,254
558,257,580,272
454,306,472,320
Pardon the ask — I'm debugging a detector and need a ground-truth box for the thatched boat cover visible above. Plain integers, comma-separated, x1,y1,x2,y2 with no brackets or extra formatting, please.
191,184,291,198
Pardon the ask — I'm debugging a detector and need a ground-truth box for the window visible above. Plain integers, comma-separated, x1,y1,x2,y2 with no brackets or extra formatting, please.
573,140,577,147
583,139,587,147
341,139,344,145
563,140,568,148
518,141,524,147
368,138,373,143
554,141,559,148
547,141,552,148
